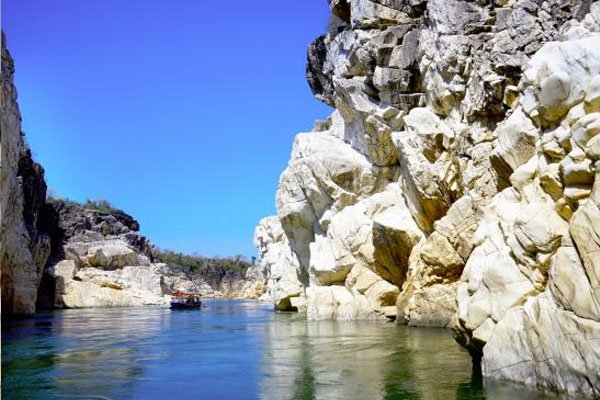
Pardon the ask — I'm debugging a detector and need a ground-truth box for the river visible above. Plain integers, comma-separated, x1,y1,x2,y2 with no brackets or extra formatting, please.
2,300,576,399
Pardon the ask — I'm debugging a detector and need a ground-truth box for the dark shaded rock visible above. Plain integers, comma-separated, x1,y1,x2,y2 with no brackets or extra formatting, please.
45,199,156,262
1,31,56,316
307,35,335,107
18,146,48,239
329,0,351,23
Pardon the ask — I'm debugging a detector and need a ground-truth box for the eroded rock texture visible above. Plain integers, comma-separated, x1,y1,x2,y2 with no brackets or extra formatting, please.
37,201,263,308
1,32,53,316
35,200,171,308
256,1,600,395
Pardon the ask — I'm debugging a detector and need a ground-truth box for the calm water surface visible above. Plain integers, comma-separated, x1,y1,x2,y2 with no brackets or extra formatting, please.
2,300,575,399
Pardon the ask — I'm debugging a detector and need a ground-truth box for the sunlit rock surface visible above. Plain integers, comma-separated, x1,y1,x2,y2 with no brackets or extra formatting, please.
34,201,169,308
38,200,263,308
255,1,600,395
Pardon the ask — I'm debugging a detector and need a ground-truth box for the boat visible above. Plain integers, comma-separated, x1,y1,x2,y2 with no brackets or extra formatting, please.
170,291,202,309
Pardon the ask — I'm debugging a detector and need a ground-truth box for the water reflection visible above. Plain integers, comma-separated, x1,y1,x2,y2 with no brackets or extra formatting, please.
2,308,167,399
259,315,458,399
2,301,584,400
259,313,570,400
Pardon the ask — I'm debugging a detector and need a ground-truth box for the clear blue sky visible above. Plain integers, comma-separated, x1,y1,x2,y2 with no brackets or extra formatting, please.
2,0,332,257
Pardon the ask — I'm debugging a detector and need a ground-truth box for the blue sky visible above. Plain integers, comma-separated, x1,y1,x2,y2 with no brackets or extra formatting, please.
2,1,332,257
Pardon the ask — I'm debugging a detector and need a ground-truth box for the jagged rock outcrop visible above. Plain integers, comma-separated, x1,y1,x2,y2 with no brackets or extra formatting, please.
250,216,305,310
454,22,600,395
255,0,600,396
37,200,263,307
1,32,53,316
36,200,170,308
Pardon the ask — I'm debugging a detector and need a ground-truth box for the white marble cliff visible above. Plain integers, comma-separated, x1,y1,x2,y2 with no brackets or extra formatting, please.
254,0,600,396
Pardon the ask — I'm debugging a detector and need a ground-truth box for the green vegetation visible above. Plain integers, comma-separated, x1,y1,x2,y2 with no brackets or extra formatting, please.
46,194,118,214
82,199,116,213
157,250,253,273
46,196,80,208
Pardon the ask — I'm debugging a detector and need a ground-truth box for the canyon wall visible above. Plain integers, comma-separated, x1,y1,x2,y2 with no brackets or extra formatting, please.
256,0,600,395
1,32,53,316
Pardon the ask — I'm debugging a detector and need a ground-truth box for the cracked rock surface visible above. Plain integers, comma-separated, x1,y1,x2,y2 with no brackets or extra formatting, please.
255,0,600,395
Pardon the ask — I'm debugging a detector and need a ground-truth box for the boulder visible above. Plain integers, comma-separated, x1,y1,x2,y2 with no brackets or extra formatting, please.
86,244,138,270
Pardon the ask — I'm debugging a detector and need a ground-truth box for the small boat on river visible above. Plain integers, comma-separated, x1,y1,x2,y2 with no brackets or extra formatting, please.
170,291,202,309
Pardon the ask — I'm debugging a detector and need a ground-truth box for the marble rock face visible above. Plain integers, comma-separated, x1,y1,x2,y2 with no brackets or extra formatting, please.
1,32,53,316
39,204,170,309
49,259,168,308
255,1,600,396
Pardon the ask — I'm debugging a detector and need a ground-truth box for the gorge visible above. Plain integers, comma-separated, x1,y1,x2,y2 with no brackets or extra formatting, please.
2,0,600,398
1,35,261,312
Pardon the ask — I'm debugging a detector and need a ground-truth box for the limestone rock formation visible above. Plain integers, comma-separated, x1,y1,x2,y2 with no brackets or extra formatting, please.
1,32,53,316
455,22,600,395
36,200,170,308
38,200,263,307
255,0,600,395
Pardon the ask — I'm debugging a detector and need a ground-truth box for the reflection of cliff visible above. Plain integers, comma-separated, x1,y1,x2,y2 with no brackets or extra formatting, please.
259,317,475,400
48,308,161,398
2,308,166,399
259,313,316,400
55,309,164,398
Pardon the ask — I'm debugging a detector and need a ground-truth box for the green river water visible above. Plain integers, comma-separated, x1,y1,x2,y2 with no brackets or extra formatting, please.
2,300,579,399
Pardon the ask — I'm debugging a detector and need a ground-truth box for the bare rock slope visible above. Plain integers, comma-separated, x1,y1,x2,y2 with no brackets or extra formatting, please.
255,0,600,395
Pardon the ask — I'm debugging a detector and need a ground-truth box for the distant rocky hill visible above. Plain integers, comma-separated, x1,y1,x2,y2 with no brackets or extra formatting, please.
254,0,600,396
34,199,263,309
155,250,265,298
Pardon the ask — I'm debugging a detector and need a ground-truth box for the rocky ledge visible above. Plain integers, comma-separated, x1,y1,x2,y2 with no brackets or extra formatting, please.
34,199,167,308
34,200,264,309
254,0,600,396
